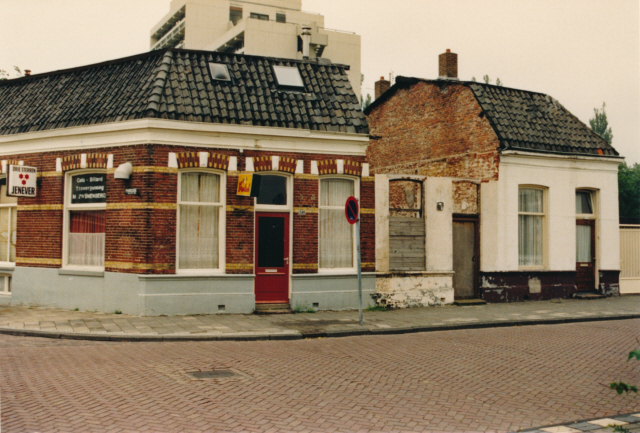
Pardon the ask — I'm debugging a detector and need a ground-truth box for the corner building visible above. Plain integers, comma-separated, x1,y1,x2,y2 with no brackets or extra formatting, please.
0,49,375,315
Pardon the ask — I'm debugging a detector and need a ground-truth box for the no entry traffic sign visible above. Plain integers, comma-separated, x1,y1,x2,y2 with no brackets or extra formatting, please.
345,196,359,224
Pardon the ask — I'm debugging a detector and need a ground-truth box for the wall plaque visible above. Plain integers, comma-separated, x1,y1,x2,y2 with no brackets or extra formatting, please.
71,173,106,204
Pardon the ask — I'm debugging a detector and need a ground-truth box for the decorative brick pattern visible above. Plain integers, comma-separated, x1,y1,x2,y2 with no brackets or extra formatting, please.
344,160,362,176
86,153,109,169
278,157,297,173
317,159,337,175
207,153,230,170
61,155,81,171
176,152,200,169
253,156,272,172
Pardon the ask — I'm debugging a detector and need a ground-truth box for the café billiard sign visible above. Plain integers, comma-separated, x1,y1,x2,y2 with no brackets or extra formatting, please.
71,173,106,204
7,165,37,198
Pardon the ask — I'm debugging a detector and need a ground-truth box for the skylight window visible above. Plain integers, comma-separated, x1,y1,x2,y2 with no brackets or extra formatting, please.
208,63,231,81
273,65,304,90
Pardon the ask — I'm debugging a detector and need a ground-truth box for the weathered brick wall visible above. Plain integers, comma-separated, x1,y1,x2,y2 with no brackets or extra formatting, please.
293,176,319,274
6,145,375,276
360,178,376,272
389,180,422,218
367,81,500,183
452,181,479,215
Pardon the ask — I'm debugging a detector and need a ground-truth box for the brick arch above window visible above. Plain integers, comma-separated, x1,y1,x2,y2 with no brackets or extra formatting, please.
176,152,230,170
317,159,363,177
60,153,111,172
248,156,301,174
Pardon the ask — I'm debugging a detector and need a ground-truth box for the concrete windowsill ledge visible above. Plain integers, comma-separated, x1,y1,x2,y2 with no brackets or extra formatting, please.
376,271,454,277
0,267,15,272
294,272,376,279
58,269,105,278
138,274,256,282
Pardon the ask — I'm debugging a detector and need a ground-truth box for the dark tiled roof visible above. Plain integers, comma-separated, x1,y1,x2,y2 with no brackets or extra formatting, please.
468,82,618,157
0,49,368,136
365,76,618,157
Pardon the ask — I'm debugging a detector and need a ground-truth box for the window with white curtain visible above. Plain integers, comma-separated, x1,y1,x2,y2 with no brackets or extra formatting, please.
65,172,107,269
178,172,224,271
319,178,355,270
518,187,545,267
0,182,17,265
576,190,595,263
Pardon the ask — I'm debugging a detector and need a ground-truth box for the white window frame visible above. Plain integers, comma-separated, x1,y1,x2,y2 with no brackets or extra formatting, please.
576,189,596,220
176,169,227,274
62,169,107,272
318,175,359,273
253,172,293,213
518,185,547,270
0,175,17,268
0,274,11,295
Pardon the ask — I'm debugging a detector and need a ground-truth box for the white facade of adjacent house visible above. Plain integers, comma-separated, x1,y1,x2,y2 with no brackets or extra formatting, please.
481,152,621,288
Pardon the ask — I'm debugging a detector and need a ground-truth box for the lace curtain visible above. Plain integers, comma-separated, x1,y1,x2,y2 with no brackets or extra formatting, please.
576,225,592,262
0,185,17,263
179,173,220,269
0,207,16,262
319,179,354,269
68,211,105,266
518,188,543,267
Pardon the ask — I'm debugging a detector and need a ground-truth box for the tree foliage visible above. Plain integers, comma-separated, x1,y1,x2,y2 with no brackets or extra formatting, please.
0,66,22,81
589,102,613,144
619,162,640,220
361,94,372,110
471,75,503,86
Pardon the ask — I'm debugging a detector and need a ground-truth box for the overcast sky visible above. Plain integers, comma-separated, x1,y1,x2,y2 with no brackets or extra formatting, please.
1,0,638,163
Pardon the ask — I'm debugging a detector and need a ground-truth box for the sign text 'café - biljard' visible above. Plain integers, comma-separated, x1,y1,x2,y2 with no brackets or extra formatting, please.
7,165,37,197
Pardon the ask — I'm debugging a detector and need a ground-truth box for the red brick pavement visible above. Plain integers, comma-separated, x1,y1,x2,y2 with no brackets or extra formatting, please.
1,320,639,433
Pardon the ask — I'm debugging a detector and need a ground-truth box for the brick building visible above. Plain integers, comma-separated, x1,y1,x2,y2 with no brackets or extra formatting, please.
366,50,622,303
0,48,375,315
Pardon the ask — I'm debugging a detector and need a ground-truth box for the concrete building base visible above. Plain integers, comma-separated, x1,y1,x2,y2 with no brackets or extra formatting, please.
7,267,379,315
291,273,377,311
374,272,454,308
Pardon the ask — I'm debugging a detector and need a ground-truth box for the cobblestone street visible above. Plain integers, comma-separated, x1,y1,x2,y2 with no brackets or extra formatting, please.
1,319,640,433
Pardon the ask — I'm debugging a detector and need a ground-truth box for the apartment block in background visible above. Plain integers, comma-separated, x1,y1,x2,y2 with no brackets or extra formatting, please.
150,0,362,96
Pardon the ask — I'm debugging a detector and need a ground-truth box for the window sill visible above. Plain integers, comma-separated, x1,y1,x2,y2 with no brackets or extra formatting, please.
58,269,105,277
318,268,357,275
0,292,11,297
138,274,255,281
0,265,15,272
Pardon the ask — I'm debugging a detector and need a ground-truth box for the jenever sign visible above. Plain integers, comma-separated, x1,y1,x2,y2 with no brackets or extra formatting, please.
7,165,37,198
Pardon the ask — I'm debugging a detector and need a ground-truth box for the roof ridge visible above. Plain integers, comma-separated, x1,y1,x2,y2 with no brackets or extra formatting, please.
0,50,168,86
145,51,174,117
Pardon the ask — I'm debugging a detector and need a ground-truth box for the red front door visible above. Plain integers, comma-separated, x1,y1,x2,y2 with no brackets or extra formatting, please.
255,213,289,303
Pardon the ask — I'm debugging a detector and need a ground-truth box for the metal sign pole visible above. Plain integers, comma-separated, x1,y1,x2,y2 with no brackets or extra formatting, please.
357,215,362,326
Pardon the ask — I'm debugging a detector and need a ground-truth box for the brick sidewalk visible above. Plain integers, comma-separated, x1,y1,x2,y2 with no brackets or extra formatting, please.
1,296,639,341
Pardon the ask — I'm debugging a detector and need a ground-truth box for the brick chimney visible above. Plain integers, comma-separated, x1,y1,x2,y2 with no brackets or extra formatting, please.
24,70,31,77
375,76,390,99
438,49,458,79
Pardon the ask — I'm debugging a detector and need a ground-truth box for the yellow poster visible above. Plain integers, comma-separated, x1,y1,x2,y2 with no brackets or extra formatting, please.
237,174,253,196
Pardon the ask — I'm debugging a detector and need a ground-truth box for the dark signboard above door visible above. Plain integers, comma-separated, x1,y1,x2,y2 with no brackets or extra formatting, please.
71,173,106,204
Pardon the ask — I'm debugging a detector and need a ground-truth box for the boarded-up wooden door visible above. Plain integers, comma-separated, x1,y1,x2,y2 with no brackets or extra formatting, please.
389,217,426,271
453,220,477,298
